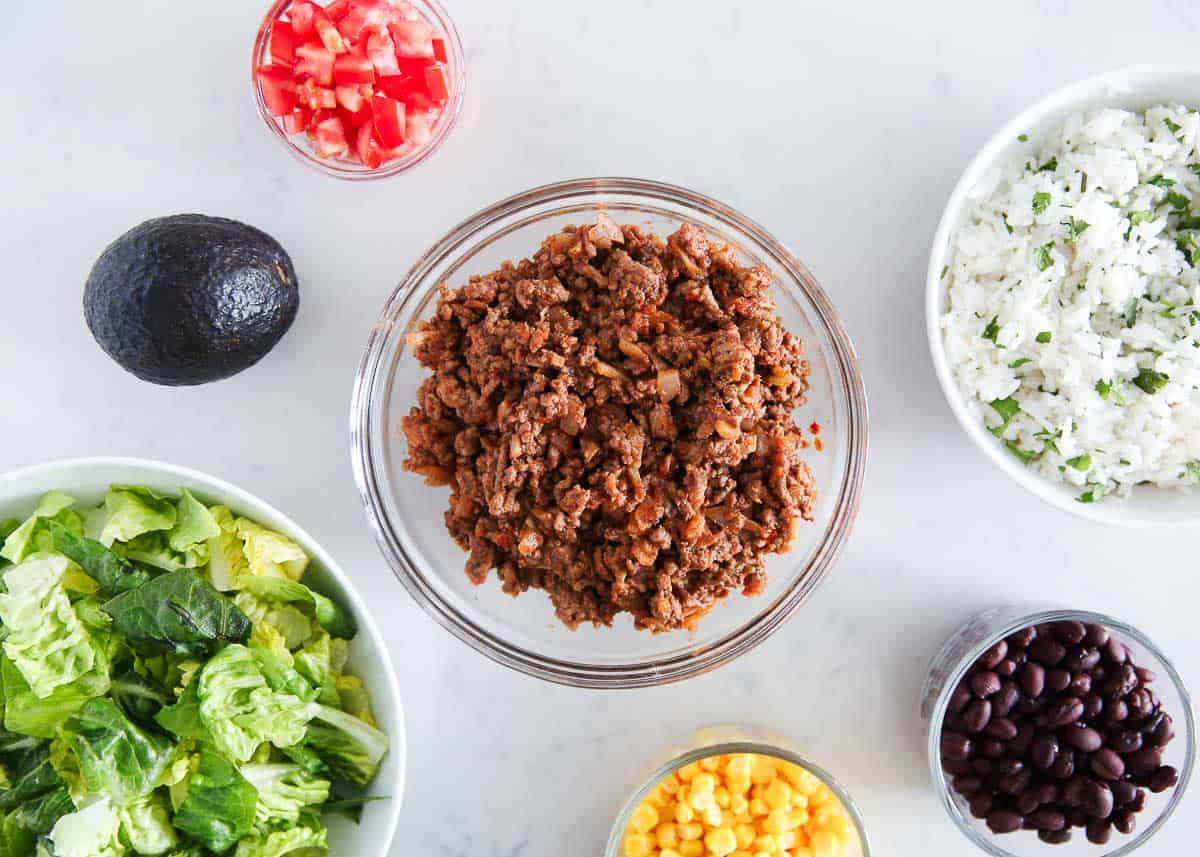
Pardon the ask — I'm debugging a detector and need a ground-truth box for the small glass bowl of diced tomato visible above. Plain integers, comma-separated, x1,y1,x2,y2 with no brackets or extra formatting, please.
253,0,464,179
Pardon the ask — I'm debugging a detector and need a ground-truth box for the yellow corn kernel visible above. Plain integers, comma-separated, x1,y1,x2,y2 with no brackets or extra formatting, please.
661,851,683,857
689,788,715,812
705,827,738,857
714,786,731,808
810,831,840,857
726,754,753,779
679,842,704,857
749,798,769,817
750,784,764,801
750,756,776,785
678,762,701,782
647,788,669,808
726,775,751,796
792,848,815,857
691,772,717,795
832,816,856,840
730,795,750,817
734,824,756,849
678,823,703,841
810,807,834,830
775,831,796,850
657,823,679,849
790,794,808,811
700,756,721,772
702,804,723,827
752,834,778,854
630,804,659,834
731,852,751,857
753,853,771,857
675,803,695,825
763,779,792,811
623,834,652,857
660,774,681,795
761,810,787,835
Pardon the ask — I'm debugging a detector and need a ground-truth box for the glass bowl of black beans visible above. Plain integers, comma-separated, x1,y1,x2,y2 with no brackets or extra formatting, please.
920,607,1194,856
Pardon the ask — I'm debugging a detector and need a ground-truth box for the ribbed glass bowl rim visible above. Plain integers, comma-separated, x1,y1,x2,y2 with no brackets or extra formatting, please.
924,609,1196,857
603,740,873,857
350,176,869,688
250,0,466,181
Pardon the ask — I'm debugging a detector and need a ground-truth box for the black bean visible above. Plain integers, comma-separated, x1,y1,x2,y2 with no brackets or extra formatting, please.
1016,791,1041,815
985,717,1017,740
1082,694,1104,718
1053,620,1087,644
1149,712,1175,746
978,639,1008,670
1008,721,1035,756
1019,661,1046,697
1086,818,1112,845
1111,780,1137,804
1046,668,1072,693
948,682,972,714
1103,664,1137,698
1113,809,1136,835
1102,636,1127,665
992,682,1019,717
1135,666,1157,684
1149,765,1179,793
1037,829,1071,844
1008,625,1037,649
1127,788,1146,813
952,774,982,795
1082,781,1114,818
1029,807,1066,830
1032,734,1060,771
964,699,992,733
1045,697,1085,727
941,731,972,761
1064,645,1102,672
1030,637,1067,666
971,670,1002,698
1063,725,1102,752
941,756,971,776
995,658,1017,677
1050,749,1076,780
1126,688,1154,719
1126,746,1162,776
1060,776,1086,807
1091,748,1125,780
971,758,993,775
968,792,993,819
1068,673,1092,697
998,768,1032,795
979,738,1005,759
1015,695,1042,716
986,809,1023,834
1104,699,1128,723
1032,783,1059,805
1110,730,1142,755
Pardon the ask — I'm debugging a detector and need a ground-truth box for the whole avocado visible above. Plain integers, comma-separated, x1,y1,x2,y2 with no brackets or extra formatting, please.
84,214,299,386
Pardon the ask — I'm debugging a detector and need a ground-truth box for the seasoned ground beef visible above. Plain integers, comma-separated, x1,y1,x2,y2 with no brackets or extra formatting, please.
401,215,816,632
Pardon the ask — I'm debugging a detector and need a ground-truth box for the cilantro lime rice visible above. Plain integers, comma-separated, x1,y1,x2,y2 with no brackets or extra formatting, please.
0,486,387,857
941,105,1200,501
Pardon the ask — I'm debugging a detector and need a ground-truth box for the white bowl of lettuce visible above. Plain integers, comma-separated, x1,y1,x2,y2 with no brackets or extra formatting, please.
0,457,404,857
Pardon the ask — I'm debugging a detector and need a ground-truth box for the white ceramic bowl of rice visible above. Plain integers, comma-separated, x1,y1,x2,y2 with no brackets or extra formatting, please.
928,67,1200,526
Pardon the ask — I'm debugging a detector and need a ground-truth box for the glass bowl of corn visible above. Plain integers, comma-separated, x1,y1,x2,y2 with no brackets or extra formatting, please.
605,727,871,857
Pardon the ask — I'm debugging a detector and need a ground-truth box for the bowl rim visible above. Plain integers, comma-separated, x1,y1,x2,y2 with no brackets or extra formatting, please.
924,65,1200,527
922,607,1195,857
351,176,870,688
603,739,873,857
0,455,406,852
250,0,467,182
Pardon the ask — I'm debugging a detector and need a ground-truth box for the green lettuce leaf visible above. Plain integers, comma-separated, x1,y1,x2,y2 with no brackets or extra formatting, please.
167,490,219,554
99,486,175,547
0,493,80,565
206,507,248,592
152,684,208,744
233,521,307,583
238,764,329,828
233,594,312,651
334,676,375,726
119,533,207,574
0,731,63,812
231,818,327,857
47,523,149,597
293,634,340,709
239,577,356,641
302,704,388,787
108,664,171,727
60,699,174,804
0,657,109,740
101,571,251,657
172,751,257,854
248,646,315,705
196,646,311,763
0,557,98,699
116,793,176,856
48,798,124,857
6,785,74,838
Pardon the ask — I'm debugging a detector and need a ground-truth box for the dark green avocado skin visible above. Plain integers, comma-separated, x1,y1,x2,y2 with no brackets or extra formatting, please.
84,214,299,386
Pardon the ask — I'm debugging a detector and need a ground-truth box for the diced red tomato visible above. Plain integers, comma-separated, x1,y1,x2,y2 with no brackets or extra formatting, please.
394,56,436,77
337,0,393,41
333,52,375,84
295,43,335,85
297,78,337,109
365,27,400,76
424,65,449,103
288,2,318,37
376,74,421,100
335,83,368,113
269,20,298,66
389,20,434,58
282,107,312,134
355,121,386,168
371,96,406,147
431,37,447,63
313,115,349,158
257,66,298,116
339,105,372,132
325,0,351,20
311,6,347,53
404,106,434,145
309,107,338,130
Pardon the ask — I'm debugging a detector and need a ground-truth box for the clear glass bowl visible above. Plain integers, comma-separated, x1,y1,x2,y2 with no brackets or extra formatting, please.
603,727,871,857
921,606,1195,857
351,177,869,687
250,0,465,181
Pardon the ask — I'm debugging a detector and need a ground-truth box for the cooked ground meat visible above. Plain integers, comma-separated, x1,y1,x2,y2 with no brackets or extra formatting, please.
401,215,816,632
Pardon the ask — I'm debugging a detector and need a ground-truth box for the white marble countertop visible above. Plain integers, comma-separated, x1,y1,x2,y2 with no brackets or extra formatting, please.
2,1,1198,854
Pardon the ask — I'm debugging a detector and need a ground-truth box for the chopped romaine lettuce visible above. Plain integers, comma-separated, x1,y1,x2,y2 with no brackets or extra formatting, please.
171,751,257,854
99,487,176,547
49,798,124,857
238,764,330,828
